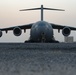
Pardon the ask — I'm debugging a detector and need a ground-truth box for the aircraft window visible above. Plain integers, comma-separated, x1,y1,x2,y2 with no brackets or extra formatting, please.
34,25,38,28
46,24,49,28
38,23,46,26
32,24,38,28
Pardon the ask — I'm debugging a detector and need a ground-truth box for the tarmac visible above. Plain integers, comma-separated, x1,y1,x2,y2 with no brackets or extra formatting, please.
0,43,76,75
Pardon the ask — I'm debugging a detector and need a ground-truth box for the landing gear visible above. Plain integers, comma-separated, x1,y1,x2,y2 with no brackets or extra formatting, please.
24,39,59,43
24,35,59,43
51,40,59,43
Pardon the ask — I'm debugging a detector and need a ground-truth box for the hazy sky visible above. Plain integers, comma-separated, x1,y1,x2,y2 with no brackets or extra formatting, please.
0,0,76,42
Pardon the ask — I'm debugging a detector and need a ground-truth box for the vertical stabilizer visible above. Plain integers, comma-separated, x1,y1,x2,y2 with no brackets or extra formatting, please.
41,5,43,21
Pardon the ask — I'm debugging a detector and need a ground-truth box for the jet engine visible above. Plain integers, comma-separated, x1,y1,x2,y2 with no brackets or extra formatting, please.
13,27,22,36
0,30,2,37
62,27,71,36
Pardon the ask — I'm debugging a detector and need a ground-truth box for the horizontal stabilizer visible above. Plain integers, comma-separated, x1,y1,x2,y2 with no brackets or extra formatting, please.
43,8,65,11
20,7,65,11
20,8,41,11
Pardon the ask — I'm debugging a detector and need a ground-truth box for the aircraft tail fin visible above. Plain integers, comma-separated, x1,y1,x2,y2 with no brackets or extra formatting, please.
20,5,64,21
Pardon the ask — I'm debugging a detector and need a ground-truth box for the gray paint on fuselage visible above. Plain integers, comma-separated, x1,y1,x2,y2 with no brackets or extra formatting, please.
30,21,54,42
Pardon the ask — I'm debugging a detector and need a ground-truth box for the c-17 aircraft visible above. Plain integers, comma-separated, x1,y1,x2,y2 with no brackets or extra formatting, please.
0,5,76,43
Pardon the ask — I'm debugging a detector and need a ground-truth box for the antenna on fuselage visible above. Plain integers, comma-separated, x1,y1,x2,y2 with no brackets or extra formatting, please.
20,5,65,21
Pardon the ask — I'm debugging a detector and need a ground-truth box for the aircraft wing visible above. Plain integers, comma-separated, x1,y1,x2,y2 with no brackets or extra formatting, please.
0,23,33,31
51,23,76,30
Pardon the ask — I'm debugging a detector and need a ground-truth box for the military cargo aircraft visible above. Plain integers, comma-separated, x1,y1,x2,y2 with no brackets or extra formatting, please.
0,5,76,43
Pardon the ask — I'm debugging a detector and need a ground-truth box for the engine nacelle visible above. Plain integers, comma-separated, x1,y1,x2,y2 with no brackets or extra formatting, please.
0,30,2,37
13,27,22,36
62,27,71,36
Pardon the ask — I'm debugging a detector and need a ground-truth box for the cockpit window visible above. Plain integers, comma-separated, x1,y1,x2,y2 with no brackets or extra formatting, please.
32,21,50,28
38,22,46,26
32,24,38,28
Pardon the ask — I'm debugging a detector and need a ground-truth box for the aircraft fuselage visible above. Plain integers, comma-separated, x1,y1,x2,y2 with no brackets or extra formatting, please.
30,21,54,42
